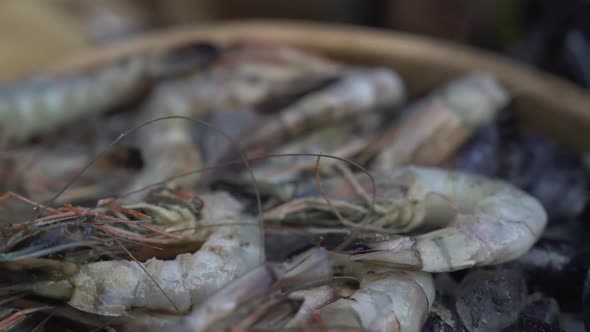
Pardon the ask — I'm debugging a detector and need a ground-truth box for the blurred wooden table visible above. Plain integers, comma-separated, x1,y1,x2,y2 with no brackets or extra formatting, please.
0,0,90,82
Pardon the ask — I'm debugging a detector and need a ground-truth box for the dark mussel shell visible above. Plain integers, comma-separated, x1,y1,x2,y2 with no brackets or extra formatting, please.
455,112,588,221
515,238,590,312
455,269,528,332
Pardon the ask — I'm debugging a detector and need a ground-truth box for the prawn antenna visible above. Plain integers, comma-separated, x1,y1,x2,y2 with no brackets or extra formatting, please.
118,152,377,255
45,115,263,247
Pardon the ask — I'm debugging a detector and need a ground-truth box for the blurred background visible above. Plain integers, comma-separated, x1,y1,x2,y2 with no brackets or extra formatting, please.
1,0,589,89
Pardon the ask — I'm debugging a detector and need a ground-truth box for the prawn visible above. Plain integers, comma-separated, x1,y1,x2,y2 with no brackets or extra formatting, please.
373,73,509,170
215,120,375,203
316,255,435,332
176,248,433,332
0,43,220,144
30,191,263,316
178,247,333,332
264,166,547,272
350,167,547,272
221,68,406,161
118,43,343,194
0,43,340,203
131,42,342,116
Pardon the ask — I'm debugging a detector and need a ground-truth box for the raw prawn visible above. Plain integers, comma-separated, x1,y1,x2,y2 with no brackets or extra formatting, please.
264,166,547,272
373,73,509,170
132,42,342,116
215,120,375,204
119,85,204,195
350,167,547,272
222,68,406,160
176,248,433,332
31,191,263,316
119,43,343,194
178,247,333,332
317,255,434,332
0,43,220,143
205,42,343,111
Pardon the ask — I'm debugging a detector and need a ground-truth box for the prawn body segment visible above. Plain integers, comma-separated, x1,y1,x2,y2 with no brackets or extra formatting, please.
374,73,509,169
180,247,333,331
177,249,433,332
0,43,221,143
353,166,547,272
233,68,406,158
318,264,434,332
0,58,146,142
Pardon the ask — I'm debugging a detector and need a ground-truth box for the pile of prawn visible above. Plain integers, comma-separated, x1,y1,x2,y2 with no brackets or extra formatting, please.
0,40,550,332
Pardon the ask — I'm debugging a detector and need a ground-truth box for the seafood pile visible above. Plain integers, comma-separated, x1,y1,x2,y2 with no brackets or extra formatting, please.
0,40,588,332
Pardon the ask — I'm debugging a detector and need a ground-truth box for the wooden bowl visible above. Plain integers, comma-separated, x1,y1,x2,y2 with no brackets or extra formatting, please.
46,20,590,151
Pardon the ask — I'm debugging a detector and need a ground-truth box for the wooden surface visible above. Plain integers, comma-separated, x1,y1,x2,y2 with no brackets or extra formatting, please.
0,0,89,82
46,20,590,151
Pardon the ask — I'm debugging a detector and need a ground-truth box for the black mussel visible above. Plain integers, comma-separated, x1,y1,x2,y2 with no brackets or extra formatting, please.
515,316,563,332
583,268,590,330
503,135,587,220
422,291,466,332
514,295,562,332
454,124,502,177
503,295,563,332
423,310,466,332
455,269,528,332
515,238,590,312
455,115,588,220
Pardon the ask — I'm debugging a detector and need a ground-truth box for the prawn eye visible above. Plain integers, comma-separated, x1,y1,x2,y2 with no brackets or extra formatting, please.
350,243,372,253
